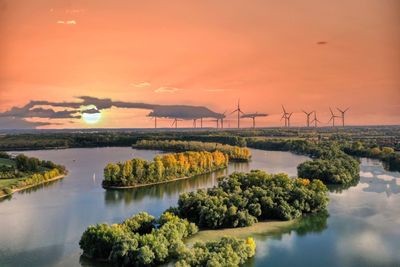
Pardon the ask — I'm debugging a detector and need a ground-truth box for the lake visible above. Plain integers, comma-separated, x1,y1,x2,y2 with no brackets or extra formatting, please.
0,147,399,267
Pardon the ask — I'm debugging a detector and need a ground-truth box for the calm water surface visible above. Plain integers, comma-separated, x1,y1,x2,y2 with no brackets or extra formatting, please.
0,147,399,267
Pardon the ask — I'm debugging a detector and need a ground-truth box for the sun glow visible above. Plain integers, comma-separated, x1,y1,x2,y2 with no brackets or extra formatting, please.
82,105,102,124
82,112,101,124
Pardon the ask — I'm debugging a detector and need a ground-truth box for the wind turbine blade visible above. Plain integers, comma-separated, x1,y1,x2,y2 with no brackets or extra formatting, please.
344,107,350,113
336,107,344,113
229,109,237,115
329,107,334,115
281,105,286,113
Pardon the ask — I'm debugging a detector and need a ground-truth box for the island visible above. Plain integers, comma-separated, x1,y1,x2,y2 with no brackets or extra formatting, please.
81,170,328,266
102,151,229,189
0,152,67,198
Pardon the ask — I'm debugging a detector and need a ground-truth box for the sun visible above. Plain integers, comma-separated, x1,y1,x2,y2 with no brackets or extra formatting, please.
81,105,102,124
82,112,102,124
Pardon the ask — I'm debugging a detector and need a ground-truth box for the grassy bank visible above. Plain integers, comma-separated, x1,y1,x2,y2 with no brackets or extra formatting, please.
186,219,296,244
0,174,65,198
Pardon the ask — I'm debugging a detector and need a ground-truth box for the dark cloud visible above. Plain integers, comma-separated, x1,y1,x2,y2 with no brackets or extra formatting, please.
0,96,225,128
241,113,268,118
149,105,224,120
31,96,225,119
0,102,81,119
0,117,53,129
82,108,100,114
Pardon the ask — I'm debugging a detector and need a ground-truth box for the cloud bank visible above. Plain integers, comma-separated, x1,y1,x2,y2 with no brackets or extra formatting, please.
0,96,225,129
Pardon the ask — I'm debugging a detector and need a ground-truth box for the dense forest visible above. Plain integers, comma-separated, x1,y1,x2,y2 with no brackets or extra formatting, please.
175,170,329,229
175,236,256,267
2,126,397,151
103,151,229,188
80,212,200,266
133,140,251,161
247,139,360,184
0,152,66,196
247,138,399,174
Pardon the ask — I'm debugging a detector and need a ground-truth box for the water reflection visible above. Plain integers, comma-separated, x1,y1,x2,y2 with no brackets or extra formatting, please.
104,169,227,205
1,148,399,267
0,179,63,203
359,158,400,196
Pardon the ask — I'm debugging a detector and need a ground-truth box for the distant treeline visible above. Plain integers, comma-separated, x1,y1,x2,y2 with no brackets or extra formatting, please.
133,140,251,161
247,138,400,173
341,142,400,172
0,132,247,150
247,139,361,184
103,151,229,188
1,126,398,152
174,170,328,229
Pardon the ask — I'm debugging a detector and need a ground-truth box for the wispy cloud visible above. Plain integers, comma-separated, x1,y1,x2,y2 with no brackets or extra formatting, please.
56,20,77,25
154,87,180,93
130,82,151,88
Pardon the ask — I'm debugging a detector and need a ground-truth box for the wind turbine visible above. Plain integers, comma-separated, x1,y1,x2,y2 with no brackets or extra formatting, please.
311,111,322,128
210,118,220,129
241,112,268,128
171,118,182,129
328,107,340,127
281,105,291,127
287,112,293,127
336,107,350,127
230,100,244,128
193,119,197,128
150,116,158,128
302,110,314,127
219,111,227,129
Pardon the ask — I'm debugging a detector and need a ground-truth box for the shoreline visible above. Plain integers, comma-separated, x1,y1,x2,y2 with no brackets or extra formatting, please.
186,219,297,245
0,174,66,199
103,168,226,190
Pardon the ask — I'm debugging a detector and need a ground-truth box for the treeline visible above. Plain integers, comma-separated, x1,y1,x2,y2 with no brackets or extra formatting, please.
0,152,66,179
175,236,256,267
2,168,64,196
247,139,360,185
0,152,66,196
80,211,255,266
341,141,400,172
103,151,228,188
174,170,328,229
133,140,251,161
0,131,247,150
80,212,199,266
1,126,398,151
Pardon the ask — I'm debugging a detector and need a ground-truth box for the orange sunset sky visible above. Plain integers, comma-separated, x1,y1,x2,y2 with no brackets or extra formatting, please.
0,0,399,129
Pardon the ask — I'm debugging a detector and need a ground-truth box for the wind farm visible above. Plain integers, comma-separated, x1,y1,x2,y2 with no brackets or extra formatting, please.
142,100,353,129
1,1,399,267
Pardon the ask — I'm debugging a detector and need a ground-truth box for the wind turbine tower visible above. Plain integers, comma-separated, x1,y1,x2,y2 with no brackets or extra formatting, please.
312,111,321,128
171,118,181,129
281,105,289,127
303,110,314,127
336,107,350,127
241,112,268,128
328,107,340,127
230,100,244,128
287,112,293,127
